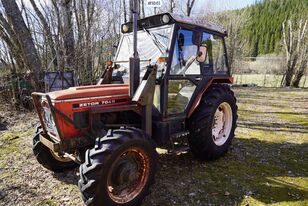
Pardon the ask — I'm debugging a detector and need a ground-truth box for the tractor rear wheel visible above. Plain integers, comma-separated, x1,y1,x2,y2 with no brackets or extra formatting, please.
188,84,237,160
79,127,157,206
32,126,78,172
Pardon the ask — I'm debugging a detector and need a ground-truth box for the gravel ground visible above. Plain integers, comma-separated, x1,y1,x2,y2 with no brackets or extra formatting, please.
0,87,307,206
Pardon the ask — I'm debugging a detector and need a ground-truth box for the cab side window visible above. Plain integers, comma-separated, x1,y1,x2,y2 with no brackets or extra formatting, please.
201,32,228,75
170,29,200,75
167,80,196,114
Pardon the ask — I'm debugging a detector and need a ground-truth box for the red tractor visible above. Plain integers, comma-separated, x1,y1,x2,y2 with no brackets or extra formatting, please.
32,10,237,206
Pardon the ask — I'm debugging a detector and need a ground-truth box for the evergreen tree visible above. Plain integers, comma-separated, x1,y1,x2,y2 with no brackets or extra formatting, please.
241,0,307,56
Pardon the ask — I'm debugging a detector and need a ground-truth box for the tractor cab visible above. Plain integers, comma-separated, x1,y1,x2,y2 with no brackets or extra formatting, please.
102,13,232,145
113,13,229,82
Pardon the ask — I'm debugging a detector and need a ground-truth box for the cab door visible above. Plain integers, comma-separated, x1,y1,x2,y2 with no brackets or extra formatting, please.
166,28,202,116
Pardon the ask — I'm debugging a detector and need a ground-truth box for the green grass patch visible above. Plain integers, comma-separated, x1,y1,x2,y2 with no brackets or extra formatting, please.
0,131,21,158
36,199,58,206
276,113,308,127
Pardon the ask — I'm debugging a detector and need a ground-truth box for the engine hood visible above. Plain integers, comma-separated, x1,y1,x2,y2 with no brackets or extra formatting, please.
48,84,129,100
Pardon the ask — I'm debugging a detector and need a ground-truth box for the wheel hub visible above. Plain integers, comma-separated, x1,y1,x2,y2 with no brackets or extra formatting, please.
212,102,233,146
107,147,150,204
112,158,139,186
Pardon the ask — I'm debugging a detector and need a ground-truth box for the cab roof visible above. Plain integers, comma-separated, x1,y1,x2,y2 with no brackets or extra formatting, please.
168,13,227,35
121,13,227,36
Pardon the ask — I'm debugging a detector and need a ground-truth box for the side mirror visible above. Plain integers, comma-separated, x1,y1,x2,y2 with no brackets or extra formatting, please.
197,45,207,63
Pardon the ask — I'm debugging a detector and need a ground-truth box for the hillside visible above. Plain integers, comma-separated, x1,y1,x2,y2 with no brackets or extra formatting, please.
207,0,308,57
243,0,308,56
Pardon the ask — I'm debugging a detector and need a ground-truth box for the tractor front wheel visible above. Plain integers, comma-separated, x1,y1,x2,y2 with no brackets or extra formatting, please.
32,126,78,172
79,127,157,206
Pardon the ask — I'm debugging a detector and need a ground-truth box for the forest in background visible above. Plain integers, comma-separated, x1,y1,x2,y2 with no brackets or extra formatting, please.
206,0,308,56
241,0,307,56
205,0,307,87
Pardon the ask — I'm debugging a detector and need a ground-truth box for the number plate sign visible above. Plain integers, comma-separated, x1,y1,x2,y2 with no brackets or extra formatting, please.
146,0,162,8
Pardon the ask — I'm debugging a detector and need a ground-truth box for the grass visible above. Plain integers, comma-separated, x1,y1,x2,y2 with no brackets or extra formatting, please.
0,87,307,206
277,113,308,127
143,87,308,206
0,130,34,179
0,132,22,160
233,74,308,88
35,199,58,206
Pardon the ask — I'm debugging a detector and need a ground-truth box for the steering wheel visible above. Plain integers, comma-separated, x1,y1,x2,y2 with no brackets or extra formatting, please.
176,55,197,76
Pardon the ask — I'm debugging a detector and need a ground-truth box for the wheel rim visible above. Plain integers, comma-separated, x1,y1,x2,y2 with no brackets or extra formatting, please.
212,102,233,146
107,147,150,204
50,150,72,163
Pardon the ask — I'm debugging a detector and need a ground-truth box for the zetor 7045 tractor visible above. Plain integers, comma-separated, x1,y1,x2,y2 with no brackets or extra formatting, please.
32,12,237,206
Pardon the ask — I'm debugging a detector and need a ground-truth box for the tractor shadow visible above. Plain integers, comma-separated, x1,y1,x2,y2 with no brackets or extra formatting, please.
53,168,79,186
0,184,39,204
148,138,308,205
0,123,7,131
0,118,8,131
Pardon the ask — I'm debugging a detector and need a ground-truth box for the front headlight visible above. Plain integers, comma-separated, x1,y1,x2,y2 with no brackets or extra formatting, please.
49,113,56,126
122,24,129,33
43,109,49,122
162,14,170,24
42,108,55,128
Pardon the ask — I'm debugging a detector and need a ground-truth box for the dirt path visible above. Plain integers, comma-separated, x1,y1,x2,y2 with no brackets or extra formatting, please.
0,87,307,206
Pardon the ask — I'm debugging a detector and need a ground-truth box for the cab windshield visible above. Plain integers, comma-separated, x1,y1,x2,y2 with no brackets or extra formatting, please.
113,25,173,81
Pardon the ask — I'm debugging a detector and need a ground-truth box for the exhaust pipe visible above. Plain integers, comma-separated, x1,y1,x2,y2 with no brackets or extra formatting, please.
129,0,140,98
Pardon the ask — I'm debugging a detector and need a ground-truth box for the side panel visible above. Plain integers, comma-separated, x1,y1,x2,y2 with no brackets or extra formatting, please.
52,95,131,140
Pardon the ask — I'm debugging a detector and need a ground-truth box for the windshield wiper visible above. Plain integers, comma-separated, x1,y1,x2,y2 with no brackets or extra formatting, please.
156,33,168,39
142,27,165,55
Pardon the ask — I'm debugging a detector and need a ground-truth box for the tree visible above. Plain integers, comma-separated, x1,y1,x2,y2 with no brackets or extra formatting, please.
242,0,306,56
204,9,248,70
292,52,307,87
282,19,307,87
292,42,308,87
60,0,75,70
129,0,133,21
0,12,25,70
140,0,145,18
1,0,42,88
186,0,196,17
123,0,128,22
169,0,175,13
0,0,136,97
291,19,308,87
29,0,58,69
226,17,246,70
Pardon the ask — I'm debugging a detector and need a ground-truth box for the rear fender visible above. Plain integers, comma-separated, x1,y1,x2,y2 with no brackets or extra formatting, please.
187,77,233,118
